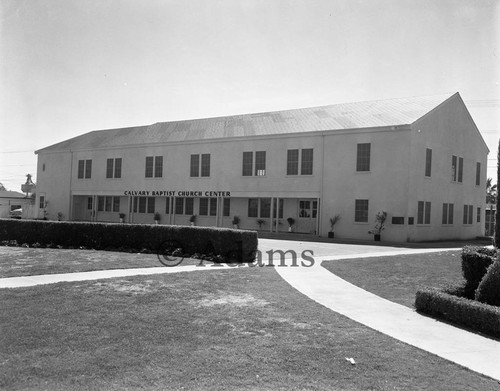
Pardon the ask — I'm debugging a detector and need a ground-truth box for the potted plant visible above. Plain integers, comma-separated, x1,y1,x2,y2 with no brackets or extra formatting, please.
189,214,197,226
119,213,126,223
368,211,387,241
232,215,240,229
57,212,63,221
257,219,266,230
329,214,341,238
287,217,295,232
42,200,48,220
154,212,161,224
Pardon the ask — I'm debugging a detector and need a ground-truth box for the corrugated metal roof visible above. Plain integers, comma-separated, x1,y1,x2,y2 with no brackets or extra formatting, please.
36,93,457,153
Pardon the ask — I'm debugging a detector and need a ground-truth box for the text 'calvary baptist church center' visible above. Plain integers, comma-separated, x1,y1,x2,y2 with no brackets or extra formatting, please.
34,92,488,242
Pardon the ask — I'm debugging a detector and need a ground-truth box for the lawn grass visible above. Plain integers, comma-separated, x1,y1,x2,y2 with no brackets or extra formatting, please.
1,252,499,390
322,250,464,308
0,246,207,278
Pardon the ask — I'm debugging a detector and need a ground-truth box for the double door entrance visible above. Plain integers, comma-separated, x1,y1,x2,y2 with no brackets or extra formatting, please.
296,199,318,234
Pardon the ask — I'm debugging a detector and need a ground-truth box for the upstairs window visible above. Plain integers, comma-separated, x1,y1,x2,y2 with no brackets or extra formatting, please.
106,158,122,179
154,156,163,178
458,157,463,183
287,148,313,175
77,160,92,179
356,143,371,172
286,149,299,175
145,157,154,178
190,155,200,177
255,151,266,176
242,151,266,176
190,154,210,177
301,149,313,175
476,162,481,186
425,148,432,177
451,155,457,181
242,152,253,176
201,154,210,177
145,156,162,178
452,155,463,183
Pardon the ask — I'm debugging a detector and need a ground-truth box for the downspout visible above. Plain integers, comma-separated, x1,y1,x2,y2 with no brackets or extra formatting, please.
270,196,274,232
406,126,414,242
69,150,74,220
319,133,326,237
276,197,280,232
216,196,220,227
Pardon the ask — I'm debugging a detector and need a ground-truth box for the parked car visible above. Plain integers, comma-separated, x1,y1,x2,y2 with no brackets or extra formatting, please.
9,208,22,219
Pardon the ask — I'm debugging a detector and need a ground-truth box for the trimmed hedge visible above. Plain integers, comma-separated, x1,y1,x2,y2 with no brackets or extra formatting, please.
415,287,500,338
0,219,258,263
461,246,496,298
475,259,500,306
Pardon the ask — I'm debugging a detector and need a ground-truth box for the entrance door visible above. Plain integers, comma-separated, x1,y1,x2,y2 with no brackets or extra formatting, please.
74,196,94,221
85,196,94,221
297,199,318,233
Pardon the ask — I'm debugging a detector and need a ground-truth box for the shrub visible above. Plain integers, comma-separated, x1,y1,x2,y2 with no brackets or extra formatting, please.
461,246,496,297
0,219,258,263
415,287,500,338
475,258,500,306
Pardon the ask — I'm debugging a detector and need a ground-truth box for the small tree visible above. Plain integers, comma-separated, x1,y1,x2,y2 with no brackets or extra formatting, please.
486,178,497,205
329,215,341,232
189,215,197,225
369,211,387,240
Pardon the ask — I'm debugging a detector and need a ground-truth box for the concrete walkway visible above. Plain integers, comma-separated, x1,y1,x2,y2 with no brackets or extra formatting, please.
274,248,500,381
0,264,234,289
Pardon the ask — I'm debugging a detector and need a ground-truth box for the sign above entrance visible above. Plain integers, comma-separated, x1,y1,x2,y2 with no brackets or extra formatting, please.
123,190,231,197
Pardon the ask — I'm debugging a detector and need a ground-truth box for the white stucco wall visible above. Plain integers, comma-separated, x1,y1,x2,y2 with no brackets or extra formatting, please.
407,94,488,241
320,127,412,241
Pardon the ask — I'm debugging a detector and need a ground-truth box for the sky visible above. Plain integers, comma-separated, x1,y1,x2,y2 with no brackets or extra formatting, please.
0,0,499,192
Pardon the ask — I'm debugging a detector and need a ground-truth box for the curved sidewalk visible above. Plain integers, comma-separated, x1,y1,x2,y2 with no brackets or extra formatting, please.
275,251,500,381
